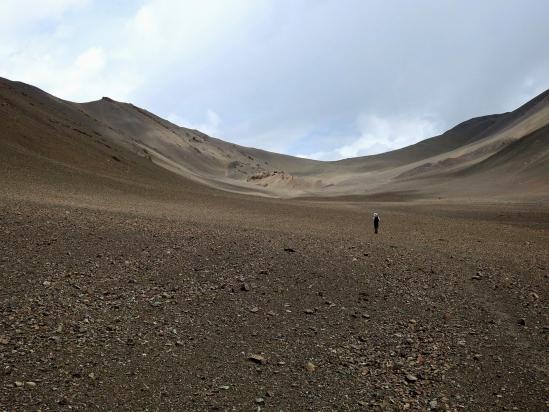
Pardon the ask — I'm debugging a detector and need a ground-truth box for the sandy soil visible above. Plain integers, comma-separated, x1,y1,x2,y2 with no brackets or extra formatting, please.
1,190,547,411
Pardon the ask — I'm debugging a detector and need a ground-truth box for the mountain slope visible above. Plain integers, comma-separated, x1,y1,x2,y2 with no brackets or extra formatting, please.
79,98,325,194
1,76,548,201
455,123,549,192
0,78,217,201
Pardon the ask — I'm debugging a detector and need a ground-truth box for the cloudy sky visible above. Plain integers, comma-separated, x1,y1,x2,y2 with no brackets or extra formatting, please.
1,0,549,159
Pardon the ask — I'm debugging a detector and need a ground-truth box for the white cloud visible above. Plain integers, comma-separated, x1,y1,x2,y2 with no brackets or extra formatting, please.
0,0,88,21
240,125,314,153
0,0,89,36
295,151,333,161
0,0,141,102
0,0,90,62
73,47,105,73
167,109,222,137
52,47,107,100
336,115,440,159
124,0,261,61
1,44,141,102
295,114,441,160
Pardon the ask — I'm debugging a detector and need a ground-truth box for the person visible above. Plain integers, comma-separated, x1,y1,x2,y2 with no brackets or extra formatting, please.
373,212,380,234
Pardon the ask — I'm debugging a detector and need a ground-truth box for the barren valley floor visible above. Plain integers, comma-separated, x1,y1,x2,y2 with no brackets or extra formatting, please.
0,193,548,411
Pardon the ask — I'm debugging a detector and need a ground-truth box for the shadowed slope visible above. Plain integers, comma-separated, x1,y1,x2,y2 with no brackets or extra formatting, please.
462,123,549,175
0,78,220,202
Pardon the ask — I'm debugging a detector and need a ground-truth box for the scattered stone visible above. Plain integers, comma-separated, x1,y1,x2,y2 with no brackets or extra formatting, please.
283,248,296,253
43,280,51,286
240,283,250,291
429,399,438,410
306,361,316,372
518,318,526,326
219,385,230,390
255,397,265,405
250,307,259,313
14,381,24,387
248,354,267,365
405,374,418,382
304,309,314,314
25,381,36,387
0,336,9,345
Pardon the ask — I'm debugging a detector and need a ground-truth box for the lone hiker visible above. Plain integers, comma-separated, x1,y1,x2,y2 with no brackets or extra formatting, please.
373,212,380,234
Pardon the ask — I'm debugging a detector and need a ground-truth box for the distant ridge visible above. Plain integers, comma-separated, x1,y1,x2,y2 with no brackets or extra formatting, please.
1,76,548,201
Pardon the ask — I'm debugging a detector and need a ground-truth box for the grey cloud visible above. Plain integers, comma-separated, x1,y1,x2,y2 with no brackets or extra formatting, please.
2,0,549,158
130,1,549,157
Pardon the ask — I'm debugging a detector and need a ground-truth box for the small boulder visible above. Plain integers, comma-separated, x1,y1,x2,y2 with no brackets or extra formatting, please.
248,354,267,365
306,361,316,372
405,374,418,382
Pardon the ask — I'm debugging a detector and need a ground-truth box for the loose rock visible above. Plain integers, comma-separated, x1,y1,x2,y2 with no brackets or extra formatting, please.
306,361,316,372
405,374,418,382
248,354,267,365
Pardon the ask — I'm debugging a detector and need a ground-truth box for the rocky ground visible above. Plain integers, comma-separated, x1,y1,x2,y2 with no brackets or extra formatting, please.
0,195,548,411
